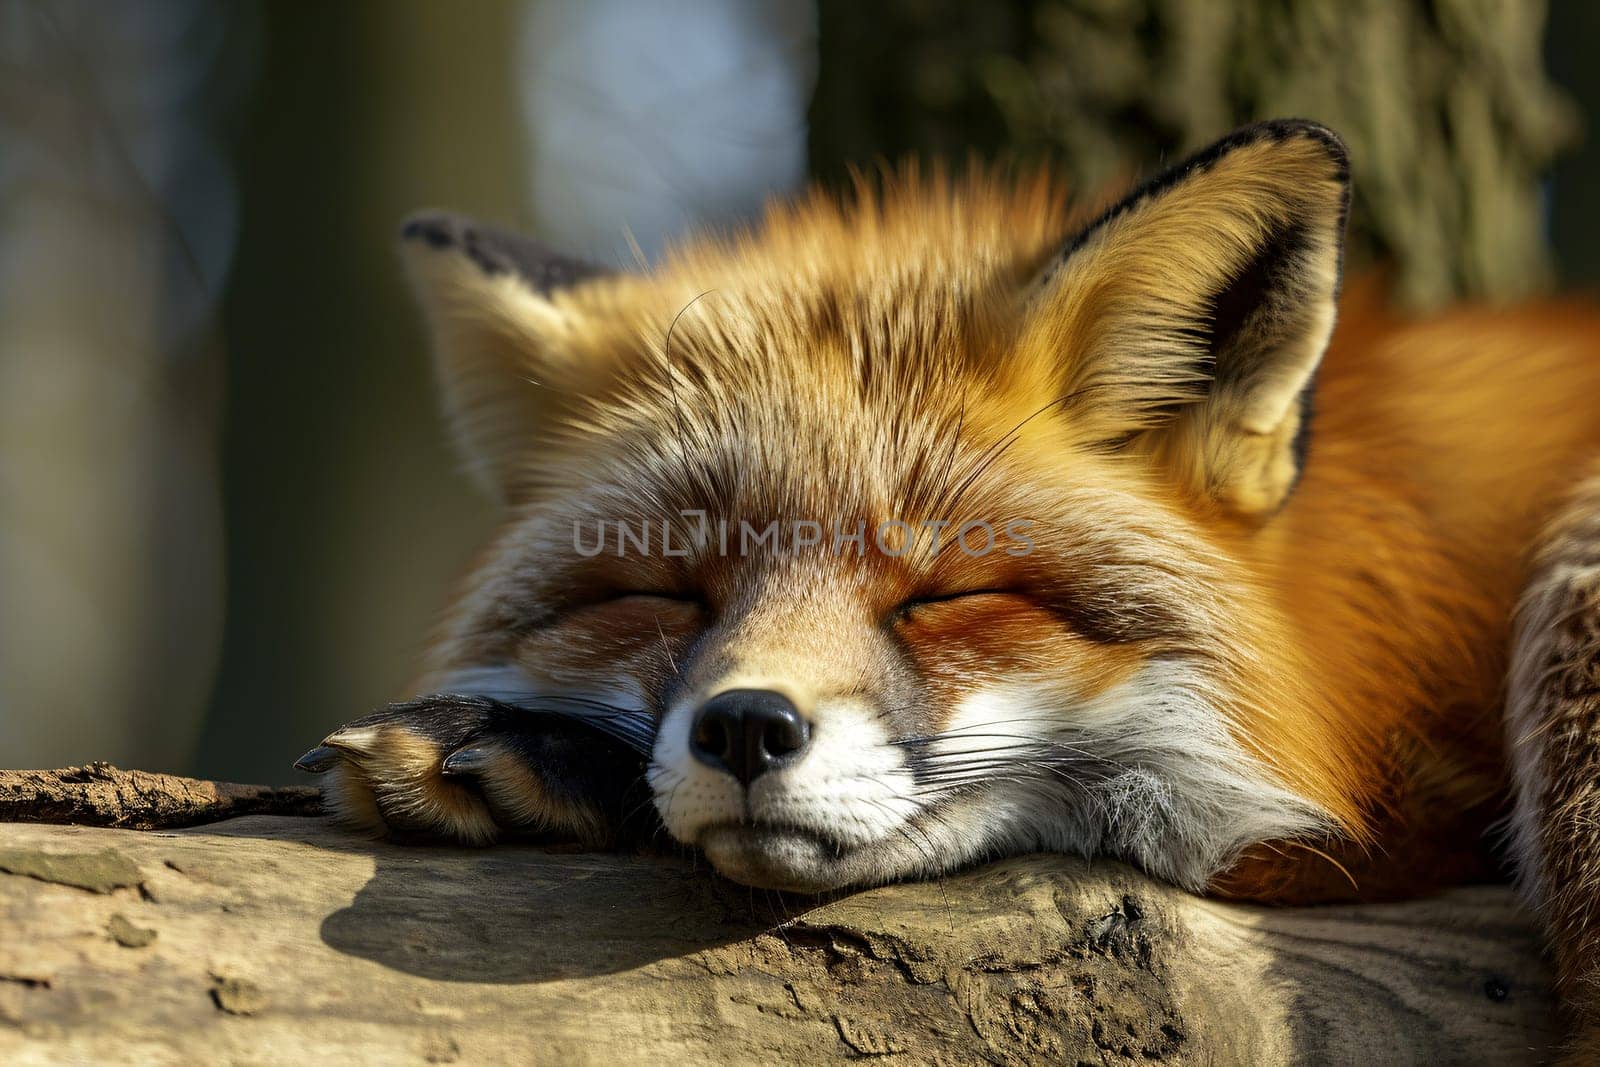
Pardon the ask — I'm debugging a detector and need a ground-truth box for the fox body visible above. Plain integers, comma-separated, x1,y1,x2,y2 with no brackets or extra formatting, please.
298,122,1600,1046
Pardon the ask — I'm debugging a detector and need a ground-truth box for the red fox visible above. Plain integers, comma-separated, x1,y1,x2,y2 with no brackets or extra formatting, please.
295,121,1600,1053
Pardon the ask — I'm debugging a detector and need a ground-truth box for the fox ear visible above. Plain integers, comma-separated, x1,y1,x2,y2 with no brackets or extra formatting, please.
1028,120,1350,518
399,213,612,503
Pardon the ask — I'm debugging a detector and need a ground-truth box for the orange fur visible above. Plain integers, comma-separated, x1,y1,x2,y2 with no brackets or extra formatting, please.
1215,284,1600,899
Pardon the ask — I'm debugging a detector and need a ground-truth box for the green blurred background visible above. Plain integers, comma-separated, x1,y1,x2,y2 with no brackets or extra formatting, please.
2,0,1598,784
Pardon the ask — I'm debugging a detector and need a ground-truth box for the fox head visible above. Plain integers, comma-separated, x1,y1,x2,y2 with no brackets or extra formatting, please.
401,120,1354,893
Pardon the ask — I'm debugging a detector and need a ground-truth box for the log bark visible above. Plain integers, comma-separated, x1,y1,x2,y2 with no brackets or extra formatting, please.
0,766,1562,1064
0,764,319,830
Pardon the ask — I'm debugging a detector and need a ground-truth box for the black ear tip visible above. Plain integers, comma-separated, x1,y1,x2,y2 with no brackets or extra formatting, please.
397,212,613,293
1250,116,1345,142
400,211,463,250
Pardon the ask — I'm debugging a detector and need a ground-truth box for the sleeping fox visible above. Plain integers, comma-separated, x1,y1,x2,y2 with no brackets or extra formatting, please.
294,120,1600,1052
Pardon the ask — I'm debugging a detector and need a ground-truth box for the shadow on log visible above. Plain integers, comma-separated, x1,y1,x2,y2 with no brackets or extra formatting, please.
0,767,1561,1064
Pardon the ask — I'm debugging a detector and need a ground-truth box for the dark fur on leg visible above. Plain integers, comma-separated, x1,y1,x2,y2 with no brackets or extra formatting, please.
298,695,658,847
1506,467,1600,1055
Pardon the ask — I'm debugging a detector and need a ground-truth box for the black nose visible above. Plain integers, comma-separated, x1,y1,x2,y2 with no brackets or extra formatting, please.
689,688,811,786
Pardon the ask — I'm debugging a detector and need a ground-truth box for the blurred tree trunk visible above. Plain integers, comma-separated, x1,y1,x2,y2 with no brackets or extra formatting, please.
0,1,246,772
810,0,1578,310
201,0,513,785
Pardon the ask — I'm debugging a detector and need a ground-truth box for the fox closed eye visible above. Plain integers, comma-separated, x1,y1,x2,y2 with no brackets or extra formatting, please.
891,588,1020,622
601,591,703,608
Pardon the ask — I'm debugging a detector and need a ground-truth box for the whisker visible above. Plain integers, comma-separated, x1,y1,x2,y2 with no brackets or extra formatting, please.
939,395,1071,520
654,614,680,675
660,289,720,513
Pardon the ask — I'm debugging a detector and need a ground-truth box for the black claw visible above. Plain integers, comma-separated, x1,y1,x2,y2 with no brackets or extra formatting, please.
441,746,490,777
294,746,341,773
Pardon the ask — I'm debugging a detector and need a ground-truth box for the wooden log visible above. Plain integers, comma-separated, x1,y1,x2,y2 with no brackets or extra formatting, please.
0,767,1562,1064
0,765,319,831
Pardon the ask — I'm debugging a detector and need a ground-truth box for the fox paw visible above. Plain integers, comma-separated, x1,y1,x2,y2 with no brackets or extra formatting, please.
295,695,650,847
